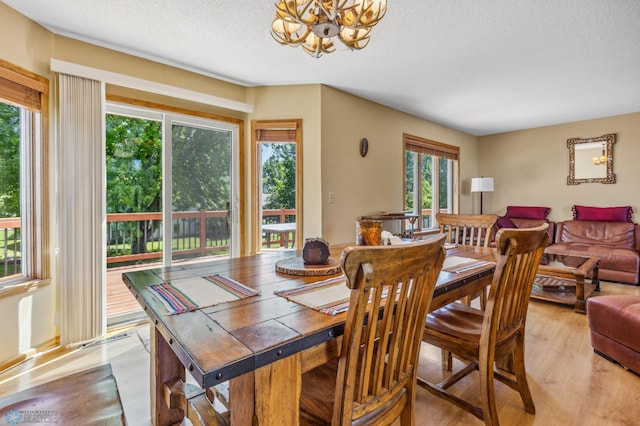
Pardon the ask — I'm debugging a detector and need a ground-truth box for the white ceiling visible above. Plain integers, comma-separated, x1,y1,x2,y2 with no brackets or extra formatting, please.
4,0,640,136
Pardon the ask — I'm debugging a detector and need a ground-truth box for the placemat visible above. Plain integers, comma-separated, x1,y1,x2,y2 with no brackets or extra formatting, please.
148,274,259,314
275,276,350,315
443,256,494,273
275,276,395,316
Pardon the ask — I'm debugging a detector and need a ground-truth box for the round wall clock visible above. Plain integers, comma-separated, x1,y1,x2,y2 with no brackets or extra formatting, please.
360,138,369,157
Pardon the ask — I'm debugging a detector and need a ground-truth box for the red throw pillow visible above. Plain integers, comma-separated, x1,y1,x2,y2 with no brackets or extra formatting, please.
504,206,551,220
496,216,516,228
572,205,633,222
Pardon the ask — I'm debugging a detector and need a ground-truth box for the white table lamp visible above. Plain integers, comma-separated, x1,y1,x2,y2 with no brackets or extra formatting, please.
471,177,494,214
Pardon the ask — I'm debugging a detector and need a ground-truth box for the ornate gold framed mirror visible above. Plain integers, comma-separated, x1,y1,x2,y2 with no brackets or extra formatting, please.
567,133,615,185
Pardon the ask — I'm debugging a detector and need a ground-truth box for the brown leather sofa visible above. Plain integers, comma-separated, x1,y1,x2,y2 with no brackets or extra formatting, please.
490,206,555,246
587,295,640,375
545,220,640,285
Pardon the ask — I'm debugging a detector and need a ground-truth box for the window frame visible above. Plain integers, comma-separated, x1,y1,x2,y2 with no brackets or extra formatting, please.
251,119,303,254
0,60,50,295
403,133,459,235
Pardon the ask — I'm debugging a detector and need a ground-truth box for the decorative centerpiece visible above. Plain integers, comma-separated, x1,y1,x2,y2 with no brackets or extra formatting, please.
275,237,341,276
302,237,331,265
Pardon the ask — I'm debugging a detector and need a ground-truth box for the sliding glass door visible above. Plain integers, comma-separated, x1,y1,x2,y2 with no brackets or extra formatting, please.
166,116,239,264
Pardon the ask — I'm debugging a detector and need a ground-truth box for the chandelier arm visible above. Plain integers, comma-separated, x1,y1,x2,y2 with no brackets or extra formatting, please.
301,40,326,57
323,40,337,54
273,26,313,45
271,32,294,46
355,1,387,27
277,0,316,25
341,27,372,41
338,9,385,31
309,38,336,57
317,0,342,21
339,35,370,50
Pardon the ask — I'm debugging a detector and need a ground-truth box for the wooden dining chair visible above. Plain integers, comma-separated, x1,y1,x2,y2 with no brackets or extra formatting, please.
436,213,498,309
299,235,446,425
417,224,549,426
436,213,497,248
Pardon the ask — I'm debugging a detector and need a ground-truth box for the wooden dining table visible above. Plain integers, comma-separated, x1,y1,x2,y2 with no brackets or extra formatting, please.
123,243,496,426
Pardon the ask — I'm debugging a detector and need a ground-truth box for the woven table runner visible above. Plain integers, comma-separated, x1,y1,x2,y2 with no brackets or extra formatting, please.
148,274,259,315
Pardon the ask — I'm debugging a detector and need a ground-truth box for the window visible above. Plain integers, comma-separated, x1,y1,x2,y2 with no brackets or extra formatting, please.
106,103,241,267
403,133,459,233
252,120,302,253
0,61,48,289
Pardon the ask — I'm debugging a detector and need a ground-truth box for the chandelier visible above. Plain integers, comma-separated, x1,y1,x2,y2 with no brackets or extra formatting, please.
592,144,607,165
271,0,387,58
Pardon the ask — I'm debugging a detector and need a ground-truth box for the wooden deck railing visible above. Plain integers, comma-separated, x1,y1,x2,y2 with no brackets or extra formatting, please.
0,217,21,278
106,210,232,264
1,208,297,278
261,208,296,248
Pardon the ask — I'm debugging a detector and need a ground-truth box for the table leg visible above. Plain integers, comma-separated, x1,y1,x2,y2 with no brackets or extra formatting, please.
229,372,255,425
575,276,586,314
592,263,600,292
151,326,186,426
254,353,301,426
227,354,301,425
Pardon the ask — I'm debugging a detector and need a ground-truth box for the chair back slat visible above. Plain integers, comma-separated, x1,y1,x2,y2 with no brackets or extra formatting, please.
335,235,446,425
436,213,497,247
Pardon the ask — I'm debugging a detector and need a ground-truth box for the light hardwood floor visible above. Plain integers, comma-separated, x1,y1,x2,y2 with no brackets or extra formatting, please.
1,282,639,425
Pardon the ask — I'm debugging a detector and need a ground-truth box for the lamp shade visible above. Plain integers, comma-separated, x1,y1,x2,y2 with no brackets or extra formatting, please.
471,177,494,193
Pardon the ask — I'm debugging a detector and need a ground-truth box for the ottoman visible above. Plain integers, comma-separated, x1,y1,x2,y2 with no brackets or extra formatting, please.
586,295,640,375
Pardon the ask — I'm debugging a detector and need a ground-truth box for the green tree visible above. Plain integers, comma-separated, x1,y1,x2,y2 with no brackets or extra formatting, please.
0,102,20,218
405,152,437,213
262,143,296,210
105,114,162,214
171,125,232,242
171,125,231,212
438,157,449,209
106,114,162,254
405,151,415,211
421,155,433,209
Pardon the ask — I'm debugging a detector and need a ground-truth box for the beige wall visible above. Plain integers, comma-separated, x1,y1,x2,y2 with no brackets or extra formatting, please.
54,36,248,105
0,2,57,367
0,3,53,78
320,86,479,244
478,112,640,222
247,85,323,248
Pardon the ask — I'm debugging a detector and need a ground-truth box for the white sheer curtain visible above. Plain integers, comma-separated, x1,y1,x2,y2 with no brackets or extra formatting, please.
57,74,106,345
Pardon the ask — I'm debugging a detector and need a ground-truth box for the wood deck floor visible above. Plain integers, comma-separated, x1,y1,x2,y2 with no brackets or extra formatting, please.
107,264,151,318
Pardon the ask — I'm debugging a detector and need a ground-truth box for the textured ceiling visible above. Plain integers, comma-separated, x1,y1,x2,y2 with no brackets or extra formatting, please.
4,0,640,136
